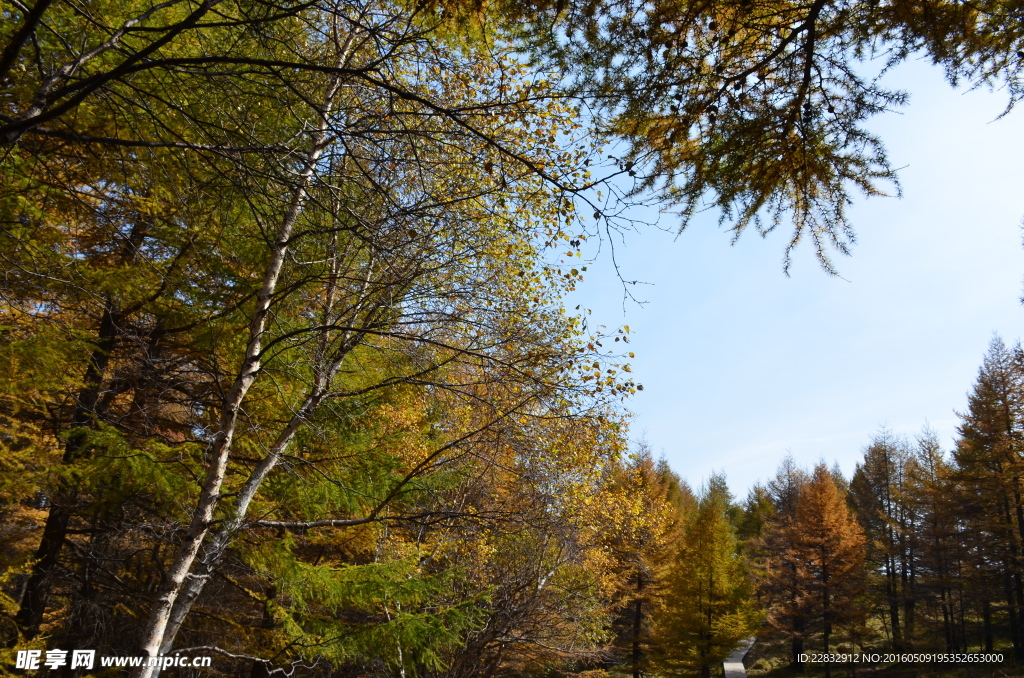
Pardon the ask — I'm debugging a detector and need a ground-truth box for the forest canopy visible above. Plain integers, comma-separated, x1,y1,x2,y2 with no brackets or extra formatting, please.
1,0,1023,676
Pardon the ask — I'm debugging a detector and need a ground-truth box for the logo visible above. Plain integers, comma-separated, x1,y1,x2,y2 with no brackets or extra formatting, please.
15,650,95,670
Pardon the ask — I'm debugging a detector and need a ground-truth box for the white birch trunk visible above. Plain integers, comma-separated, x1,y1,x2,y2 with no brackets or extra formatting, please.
130,66,345,678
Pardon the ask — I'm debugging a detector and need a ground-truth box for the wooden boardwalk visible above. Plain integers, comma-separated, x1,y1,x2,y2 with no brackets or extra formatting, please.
722,637,756,678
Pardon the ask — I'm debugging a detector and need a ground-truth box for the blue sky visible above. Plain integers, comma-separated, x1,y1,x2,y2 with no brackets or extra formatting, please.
568,57,1024,496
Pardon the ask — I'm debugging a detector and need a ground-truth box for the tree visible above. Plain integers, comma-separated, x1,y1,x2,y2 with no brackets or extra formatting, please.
1,4,647,674
502,0,1024,273
797,465,866,676
736,483,775,549
850,429,920,651
761,461,866,675
759,458,809,670
911,427,971,653
599,446,693,678
5,0,1024,271
952,336,1024,660
651,474,759,678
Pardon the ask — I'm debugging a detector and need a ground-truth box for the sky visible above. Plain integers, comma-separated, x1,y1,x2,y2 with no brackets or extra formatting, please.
567,57,1024,496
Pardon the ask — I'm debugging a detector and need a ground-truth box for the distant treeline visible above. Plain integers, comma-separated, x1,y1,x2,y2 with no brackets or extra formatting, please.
637,334,1024,677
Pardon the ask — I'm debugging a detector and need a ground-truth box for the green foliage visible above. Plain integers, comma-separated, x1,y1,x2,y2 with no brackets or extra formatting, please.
241,539,486,675
651,474,760,677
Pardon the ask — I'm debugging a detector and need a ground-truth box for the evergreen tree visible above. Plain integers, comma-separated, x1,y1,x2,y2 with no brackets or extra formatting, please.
737,484,775,548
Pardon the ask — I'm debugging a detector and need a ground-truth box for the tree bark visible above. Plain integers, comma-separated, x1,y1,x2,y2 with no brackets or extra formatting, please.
632,567,643,678
129,67,344,677
14,219,149,640
983,598,994,653
792,617,804,673
886,552,902,650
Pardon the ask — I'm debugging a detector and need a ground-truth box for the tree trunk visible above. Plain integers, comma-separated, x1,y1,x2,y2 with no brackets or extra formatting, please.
632,568,643,678
1002,493,1023,660
156,392,325,654
940,587,953,652
14,219,150,640
902,542,915,650
16,304,121,638
792,617,805,673
886,552,902,651
823,577,831,678
1013,484,1024,662
983,598,994,653
129,74,342,677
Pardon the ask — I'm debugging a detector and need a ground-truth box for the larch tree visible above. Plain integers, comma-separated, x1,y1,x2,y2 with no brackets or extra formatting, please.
601,446,693,678
650,474,759,678
793,464,867,677
911,427,970,652
503,0,1024,273
736,483,775,549
759,456,810,670
952,336,1024,660
838,346,1024,660
761,460,866,675
850,426,985,654
850,429,921,651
